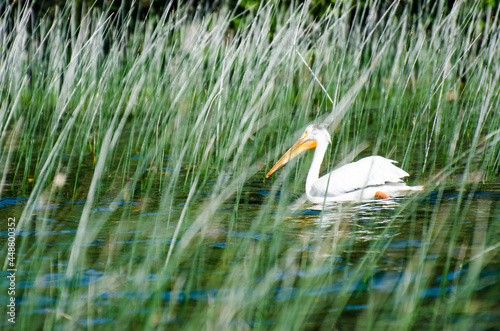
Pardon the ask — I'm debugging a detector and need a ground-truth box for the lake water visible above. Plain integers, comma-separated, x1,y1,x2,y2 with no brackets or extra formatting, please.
1,155,499,329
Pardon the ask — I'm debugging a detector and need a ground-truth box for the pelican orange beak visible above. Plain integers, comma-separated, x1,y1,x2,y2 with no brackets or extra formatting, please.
266,132,317,178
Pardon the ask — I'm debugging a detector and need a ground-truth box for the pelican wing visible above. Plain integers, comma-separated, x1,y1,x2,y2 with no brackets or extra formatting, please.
310,156,409,198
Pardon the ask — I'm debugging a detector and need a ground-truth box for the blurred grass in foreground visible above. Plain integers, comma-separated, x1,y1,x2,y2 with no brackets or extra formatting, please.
0,0,499,329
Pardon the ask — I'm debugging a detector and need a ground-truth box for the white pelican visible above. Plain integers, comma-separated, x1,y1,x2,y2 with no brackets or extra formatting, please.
266,124,423,203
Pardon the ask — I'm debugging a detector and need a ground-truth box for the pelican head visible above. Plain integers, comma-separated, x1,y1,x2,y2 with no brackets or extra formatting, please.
266,124,331,178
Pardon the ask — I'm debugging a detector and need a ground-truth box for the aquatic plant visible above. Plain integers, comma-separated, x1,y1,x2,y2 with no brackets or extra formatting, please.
0,0,499,329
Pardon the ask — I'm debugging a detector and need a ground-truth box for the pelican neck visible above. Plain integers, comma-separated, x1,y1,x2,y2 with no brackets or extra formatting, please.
305,138,328,198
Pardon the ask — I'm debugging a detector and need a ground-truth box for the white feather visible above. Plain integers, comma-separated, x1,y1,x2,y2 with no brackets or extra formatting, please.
311,156,408,197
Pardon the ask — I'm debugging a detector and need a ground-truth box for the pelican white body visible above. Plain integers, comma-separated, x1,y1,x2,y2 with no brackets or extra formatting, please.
266,125,422,203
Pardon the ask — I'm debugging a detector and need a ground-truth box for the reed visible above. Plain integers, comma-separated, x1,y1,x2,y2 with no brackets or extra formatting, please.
0,0,499,329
